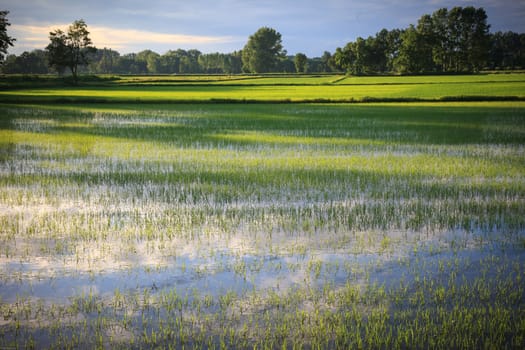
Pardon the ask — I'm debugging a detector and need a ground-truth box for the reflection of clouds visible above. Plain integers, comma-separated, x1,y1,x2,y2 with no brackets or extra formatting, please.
104,322,135,344
0,223,504,309
0,223,479,282
255,264,307,291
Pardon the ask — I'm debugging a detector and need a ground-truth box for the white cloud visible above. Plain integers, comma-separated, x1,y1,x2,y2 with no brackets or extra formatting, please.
10,23,237,53
89,26,235,49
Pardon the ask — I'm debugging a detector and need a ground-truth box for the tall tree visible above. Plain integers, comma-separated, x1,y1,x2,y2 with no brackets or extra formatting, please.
136,50,160,73
395,26,425,73
228,51,243,74
320,51,335,72
429,7,489,72
459,7,490,71
333,45,352,72
382,29,403,72
368,30,389,73
242,27,285,73
294,53,307,73
96,48,119,74
395,24,435,73
489,31,525,69
46,19,96,82
159,50,182,74
428,9,449,71
0,10,15,63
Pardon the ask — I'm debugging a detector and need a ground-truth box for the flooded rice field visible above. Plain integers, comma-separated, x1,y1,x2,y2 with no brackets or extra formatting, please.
1,103,524,348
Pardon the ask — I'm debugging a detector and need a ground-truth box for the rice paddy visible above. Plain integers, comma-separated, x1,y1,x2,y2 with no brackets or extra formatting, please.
1,73,525,103
0,75,525,348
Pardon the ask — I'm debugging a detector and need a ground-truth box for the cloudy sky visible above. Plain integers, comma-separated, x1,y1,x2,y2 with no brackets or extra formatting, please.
2,0,525,57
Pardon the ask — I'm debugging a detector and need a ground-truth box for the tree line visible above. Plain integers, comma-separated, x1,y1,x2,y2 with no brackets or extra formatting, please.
1,6,525,77
333,7,525,74
1,42,332,76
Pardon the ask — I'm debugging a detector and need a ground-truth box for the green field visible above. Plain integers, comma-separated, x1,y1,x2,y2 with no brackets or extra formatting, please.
1,75,525,348
1,73,525,103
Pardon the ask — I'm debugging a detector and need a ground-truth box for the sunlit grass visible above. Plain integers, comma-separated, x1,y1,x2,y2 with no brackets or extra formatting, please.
1,73,524,103
336,73,525,85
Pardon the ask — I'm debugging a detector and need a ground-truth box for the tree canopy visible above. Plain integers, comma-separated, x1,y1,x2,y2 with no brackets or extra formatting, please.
242,27,286,73
0,10,15,63
335,6,492,74
294,53,308,73
46,19,96,82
